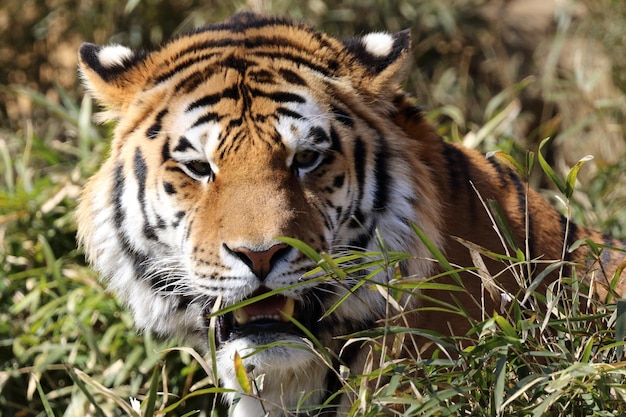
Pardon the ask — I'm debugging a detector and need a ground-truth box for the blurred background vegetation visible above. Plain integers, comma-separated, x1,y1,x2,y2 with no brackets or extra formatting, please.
1,0,625,416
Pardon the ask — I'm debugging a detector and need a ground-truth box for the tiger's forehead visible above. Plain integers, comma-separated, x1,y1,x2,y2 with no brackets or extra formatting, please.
165,64,332,166
147,15,345,88
140,17,344,165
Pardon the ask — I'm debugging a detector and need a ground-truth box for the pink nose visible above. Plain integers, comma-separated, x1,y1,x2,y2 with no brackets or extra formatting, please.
226,243,292,280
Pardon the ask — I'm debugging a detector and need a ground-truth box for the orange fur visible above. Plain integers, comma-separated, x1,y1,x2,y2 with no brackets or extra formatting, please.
392,93,626,342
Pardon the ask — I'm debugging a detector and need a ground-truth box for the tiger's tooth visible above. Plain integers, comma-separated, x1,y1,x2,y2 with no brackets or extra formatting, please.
233,307,249,325
280,297,295,322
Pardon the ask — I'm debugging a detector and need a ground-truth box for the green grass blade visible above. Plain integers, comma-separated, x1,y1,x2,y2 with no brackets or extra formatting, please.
616,299,626,359
410,222,462,285
537,137,566,194
487,199,521,254
34,375,57,417
143,362,161,417
278,236,322,263
565,155,593,199
493,350,507,415
66,367,110,417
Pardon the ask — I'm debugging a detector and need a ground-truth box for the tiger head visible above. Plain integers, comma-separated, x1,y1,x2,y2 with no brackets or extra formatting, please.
77,13,442,415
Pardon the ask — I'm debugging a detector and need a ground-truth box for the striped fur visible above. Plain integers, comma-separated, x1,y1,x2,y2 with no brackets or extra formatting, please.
77,13,626,416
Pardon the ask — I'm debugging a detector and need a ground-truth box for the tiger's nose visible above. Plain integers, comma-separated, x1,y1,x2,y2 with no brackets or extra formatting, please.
225,243,292,281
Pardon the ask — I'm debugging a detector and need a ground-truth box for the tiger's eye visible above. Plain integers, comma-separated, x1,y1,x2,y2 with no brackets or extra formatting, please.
293,150,320,170
184,161,213,178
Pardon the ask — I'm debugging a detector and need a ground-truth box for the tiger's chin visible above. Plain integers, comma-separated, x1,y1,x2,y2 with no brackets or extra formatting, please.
215,324,329,417
213,291,331,416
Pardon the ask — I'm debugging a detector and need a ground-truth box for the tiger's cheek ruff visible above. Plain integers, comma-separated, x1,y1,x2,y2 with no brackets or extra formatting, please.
78,100,216,343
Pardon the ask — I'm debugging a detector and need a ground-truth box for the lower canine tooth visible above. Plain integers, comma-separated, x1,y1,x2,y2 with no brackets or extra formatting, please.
280,297,295,321
233,308,249,325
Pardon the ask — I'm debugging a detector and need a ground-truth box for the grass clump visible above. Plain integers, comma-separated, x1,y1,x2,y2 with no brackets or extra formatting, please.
223,220,626,417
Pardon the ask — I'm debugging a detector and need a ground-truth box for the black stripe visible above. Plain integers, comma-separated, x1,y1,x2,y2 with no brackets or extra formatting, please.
393,94,424,121
249,68,275,84
155,13,337,82
167,35,335,77
443,144,469,192
172,210,186,227
348,230,372,249
226,117,243,130
277,107,303,120
249,88,305,104
187,86,239,112
278,68,307,86
129,150,179,295
165,165,185,175
146,109,168,140
174,294,195,311
149,273,178,296
256,50,337,75
163,182,176,195
508,170,526,213
173,68,210,93
269,130,284,147
218,129,246,159
191,112,222,128
156,53,220,85
134,148,147,189
309,126,330,145
333,174,345,188
329,127,343,155
487,157,509,188
443,144,477,219
161,139,171,164
350,137,367,228
164,38,245,66
174,136,194,152
112,162,149,280
373,136,390,211
331,105,354,127
334,206,343,224
134,148,158,241
319,201,335,232
192,13,309,34
112,163,126,230
222,55,254,72
320,153,336,167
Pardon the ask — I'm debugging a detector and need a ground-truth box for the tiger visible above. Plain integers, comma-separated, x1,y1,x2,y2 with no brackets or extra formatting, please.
76,12,626,417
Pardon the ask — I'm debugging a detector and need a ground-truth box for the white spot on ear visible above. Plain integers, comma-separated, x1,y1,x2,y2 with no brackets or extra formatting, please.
98,44,134,68
361,32,394,57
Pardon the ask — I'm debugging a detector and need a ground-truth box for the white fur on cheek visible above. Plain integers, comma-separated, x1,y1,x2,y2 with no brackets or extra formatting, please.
275,95,330,167
98,44,134,68
361,32,394,57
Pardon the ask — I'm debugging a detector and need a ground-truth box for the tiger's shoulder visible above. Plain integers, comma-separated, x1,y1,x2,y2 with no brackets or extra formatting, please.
391,92,626,300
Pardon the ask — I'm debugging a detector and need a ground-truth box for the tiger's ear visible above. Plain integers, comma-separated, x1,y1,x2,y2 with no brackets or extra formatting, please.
78,43,149,115
342,29,411,97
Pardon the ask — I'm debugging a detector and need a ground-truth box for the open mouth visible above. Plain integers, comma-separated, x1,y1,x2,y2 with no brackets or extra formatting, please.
232,292,295,325
214,288,305,345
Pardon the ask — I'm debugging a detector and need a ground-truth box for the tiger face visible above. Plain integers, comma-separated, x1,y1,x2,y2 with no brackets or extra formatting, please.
77,12,443,416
